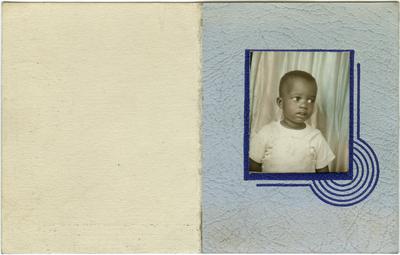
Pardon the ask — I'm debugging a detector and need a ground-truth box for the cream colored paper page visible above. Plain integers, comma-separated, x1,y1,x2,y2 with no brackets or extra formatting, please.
3,3,201,253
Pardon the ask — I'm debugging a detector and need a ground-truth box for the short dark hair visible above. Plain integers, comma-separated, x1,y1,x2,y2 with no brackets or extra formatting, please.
279,70,317,97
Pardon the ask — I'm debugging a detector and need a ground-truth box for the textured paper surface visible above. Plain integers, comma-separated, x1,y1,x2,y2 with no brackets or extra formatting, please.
202,3,398,253
3,3,201,253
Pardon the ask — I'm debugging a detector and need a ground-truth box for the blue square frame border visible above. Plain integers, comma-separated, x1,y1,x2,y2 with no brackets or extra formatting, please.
244,49,354,181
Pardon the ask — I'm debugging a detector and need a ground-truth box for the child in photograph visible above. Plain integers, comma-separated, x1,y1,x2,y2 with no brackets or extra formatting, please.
249,70,335,173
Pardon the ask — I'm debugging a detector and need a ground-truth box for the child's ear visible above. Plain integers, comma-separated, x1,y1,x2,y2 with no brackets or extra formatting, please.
276,97,283,108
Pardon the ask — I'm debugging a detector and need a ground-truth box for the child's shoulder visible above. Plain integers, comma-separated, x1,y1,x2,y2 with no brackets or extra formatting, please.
257,121,280,133
306,125,322,135
305,125,327,143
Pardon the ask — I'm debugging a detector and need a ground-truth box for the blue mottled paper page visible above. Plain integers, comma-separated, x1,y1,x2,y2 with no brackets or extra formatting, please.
202,3,398,253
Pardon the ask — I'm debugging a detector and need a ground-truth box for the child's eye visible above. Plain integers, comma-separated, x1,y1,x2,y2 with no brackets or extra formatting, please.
307,98,315,103
291,97,301,102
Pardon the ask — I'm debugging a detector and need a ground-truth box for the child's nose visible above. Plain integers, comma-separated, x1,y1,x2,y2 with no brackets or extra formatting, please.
299,100,307,108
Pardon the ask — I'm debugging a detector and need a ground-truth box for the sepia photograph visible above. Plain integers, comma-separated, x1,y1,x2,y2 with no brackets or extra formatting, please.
248,50,350,174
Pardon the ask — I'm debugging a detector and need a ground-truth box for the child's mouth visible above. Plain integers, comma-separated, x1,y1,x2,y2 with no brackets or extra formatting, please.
296,112,307,118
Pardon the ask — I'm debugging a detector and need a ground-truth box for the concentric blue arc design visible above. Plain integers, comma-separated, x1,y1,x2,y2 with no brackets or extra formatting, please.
253,60,380,207
310,140,379,206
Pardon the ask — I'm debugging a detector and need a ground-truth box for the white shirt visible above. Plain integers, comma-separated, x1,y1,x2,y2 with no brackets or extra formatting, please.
249,121,335,173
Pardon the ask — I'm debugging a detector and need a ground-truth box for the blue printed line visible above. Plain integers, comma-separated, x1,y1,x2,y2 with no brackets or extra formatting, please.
256,183,310,187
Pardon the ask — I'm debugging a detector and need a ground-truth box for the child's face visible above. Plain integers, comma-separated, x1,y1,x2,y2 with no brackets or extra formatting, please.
277,78,317,129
